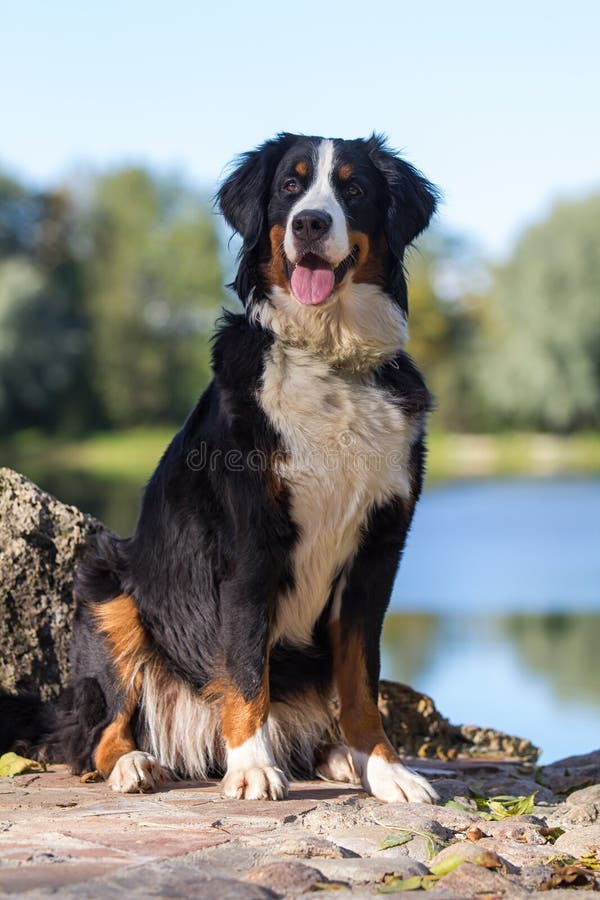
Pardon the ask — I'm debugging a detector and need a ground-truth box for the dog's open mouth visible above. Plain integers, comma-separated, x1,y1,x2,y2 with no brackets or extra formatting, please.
288,248,358,306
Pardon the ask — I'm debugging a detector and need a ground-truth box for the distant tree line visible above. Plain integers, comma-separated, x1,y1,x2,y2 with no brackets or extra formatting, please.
407,194,600,432
0,167,598,435
0,168,224,434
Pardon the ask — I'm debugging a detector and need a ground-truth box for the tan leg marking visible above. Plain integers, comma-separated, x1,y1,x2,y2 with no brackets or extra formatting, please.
220,674,270,749
330,625,394,760
91,595,154,782
220,666,288,800
330,623,437,803
95,708,137,778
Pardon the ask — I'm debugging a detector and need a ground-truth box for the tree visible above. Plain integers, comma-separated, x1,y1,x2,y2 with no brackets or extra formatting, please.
82,169,224,427
473,194,600,431
405,232,484,430
0,182,92,433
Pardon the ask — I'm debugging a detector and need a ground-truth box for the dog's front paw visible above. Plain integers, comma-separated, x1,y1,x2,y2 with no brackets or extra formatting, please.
361,754,438,804
107,751,164,794
221,765,289,800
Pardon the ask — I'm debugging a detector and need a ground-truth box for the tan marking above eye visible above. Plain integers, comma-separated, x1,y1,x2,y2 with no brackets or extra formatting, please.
294,161,308,176
338,163,353,181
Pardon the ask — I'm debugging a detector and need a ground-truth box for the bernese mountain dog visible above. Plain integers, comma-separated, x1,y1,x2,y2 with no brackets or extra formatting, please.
4,133,440,804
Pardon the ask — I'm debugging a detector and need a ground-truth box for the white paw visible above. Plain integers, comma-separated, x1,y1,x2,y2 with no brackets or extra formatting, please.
107,751,164,794
315,742,360,784
359,753,438,804
221,765,289,800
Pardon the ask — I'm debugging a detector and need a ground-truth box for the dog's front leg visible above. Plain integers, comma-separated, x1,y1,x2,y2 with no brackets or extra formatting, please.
328,502,438,804
218,572,288,801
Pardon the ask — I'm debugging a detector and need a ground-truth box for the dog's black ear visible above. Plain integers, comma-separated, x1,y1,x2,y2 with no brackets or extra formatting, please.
368,134,439,254
217,133,297,251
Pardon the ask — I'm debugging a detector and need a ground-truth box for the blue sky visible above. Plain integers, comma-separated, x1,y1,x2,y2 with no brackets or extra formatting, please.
2,1,598,257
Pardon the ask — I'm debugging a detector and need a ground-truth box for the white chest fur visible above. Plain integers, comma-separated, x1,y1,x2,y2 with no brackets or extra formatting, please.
259,342,417,646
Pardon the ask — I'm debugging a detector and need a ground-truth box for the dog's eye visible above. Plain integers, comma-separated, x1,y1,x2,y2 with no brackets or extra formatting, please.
345,182,363,198
282,178,301,194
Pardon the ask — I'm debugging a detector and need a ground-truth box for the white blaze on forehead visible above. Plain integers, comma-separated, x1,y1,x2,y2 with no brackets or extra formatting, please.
283,139,350,266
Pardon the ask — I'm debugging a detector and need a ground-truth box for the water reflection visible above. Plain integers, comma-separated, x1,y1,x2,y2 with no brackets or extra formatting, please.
382,612,600,763
503,613,600,704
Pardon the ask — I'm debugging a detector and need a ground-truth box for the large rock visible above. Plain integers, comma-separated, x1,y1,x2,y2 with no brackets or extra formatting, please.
0,467,105,700
0,467,538,762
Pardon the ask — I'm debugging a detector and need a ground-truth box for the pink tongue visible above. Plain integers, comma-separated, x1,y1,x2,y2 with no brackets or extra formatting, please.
291,264,335,305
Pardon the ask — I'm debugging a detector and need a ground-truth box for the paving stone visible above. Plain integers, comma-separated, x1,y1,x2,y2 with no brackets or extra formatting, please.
427,778,472,803
556,801,599,825
541,751,600,795
566,784,600,806
244,860,329,892
428,841,514,873
369,803,455,840
239,830,355,859
61,826,231,859
428,860,520,894
204,797,321,829
26,865,277,899
553,822,600,856
0,862,122,895
474,817,549,844
474,837,556,869
324,824,406,857
314,855,427,884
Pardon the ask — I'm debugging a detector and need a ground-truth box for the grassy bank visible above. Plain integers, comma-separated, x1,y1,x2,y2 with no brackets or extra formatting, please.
2,428,600,486
427,430,600,481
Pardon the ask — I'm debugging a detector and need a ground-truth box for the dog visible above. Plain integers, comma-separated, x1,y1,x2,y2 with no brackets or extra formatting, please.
3,133,439,803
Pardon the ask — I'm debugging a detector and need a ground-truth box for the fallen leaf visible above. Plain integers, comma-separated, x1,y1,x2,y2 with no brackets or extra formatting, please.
379,833,414,851
79,770,103,783
471,792,536,820
539,865,597,891
429,855,466,877
466,825,485,842
377,874,437,892
0,752,45,778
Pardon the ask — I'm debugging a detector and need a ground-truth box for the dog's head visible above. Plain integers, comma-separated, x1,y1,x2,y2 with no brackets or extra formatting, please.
218,134,438,366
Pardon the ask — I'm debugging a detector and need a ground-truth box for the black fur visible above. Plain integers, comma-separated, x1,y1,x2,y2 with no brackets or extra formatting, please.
2,134,437,787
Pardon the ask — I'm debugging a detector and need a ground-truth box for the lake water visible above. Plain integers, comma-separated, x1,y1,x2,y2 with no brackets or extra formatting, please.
383,477,600,763
16,468,600,764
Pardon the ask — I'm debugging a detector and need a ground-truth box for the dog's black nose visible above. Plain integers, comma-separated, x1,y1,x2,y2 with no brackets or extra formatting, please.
291,209,332,242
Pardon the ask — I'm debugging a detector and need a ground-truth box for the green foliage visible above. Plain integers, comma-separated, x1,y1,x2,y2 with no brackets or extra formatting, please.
474,195,600,431
0,167,224,434
84,169,224,426
0,186,94,432
405,233,483,430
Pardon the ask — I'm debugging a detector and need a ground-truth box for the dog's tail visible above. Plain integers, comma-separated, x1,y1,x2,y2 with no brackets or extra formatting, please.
0,691,59,761
74,529,129,604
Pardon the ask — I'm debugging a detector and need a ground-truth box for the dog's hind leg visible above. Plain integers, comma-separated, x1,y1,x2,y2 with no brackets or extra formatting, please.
91,595,165,793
